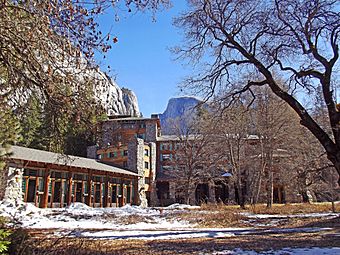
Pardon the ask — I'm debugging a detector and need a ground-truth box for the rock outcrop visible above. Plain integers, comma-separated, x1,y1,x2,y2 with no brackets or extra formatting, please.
93,71,140,117
159,97,203,135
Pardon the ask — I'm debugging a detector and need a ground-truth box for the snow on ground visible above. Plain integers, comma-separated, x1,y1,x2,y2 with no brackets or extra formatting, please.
0,201,196,230
69,227,333,241
0,201,339,243
240,211,340,227
211,247,340,255
241,212,340,219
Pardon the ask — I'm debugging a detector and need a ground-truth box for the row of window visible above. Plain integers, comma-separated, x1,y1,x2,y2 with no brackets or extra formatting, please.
121,123,146,129
23,170,133,185
160,143,177,151
97,150,128,159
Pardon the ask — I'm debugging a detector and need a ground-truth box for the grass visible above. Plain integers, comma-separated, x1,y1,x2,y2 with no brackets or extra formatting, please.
246,202,340,215
175,202,340,228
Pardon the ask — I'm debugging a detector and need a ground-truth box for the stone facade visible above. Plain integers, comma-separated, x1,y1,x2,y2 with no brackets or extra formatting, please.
128,138,148,207
148,142,158,206
87,145,97,159
3,164,23,205
145,121,158,142
101,121,115,148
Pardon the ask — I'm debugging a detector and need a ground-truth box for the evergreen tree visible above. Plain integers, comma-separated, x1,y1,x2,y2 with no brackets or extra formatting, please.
0,105,21,169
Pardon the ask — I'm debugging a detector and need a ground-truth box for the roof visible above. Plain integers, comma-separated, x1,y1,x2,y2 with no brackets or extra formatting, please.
4,146,138,176
157,134,201,142
106,117,159,122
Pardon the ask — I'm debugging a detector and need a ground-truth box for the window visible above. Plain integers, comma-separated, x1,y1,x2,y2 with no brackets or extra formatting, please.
161,154,171,161
123,161,128,168
139,123,146,128
144,149,149,156
137,133,145,139
123,150,128,156
144,162,149,169
97,154,102,160
145,177,150,184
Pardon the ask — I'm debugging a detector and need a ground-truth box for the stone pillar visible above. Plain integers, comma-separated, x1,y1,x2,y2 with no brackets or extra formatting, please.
208,181,216,204
228,182,236,204
145,121,157,142
168,181,176,202
149,142,158,206
3,165,23,205
128,138,148,207
87,145,97,159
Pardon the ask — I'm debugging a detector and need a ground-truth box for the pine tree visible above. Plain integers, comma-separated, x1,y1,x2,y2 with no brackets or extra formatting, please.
0,105,22,169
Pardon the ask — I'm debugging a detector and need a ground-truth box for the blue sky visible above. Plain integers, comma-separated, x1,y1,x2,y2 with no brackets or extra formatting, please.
97,2,190,117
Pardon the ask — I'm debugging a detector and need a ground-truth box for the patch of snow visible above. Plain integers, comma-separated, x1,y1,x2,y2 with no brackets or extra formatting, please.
0,202,192,230
65,227,332,241
164,203,200,210
241,212,340,219
72,229,237,240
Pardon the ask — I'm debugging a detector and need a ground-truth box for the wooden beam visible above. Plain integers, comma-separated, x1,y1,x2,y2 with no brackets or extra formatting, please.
60,179,64,208
34,177,39,207
24,177,29,203
87,170,92,206
50,180,55,208
104,175,109,207
67,171,73,206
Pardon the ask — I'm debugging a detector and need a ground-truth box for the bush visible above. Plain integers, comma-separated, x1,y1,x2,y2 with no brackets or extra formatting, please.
0,217,11,255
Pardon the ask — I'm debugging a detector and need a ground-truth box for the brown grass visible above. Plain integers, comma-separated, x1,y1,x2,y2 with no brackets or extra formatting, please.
198,201,340,215
246,202,340,215
176,202,340,228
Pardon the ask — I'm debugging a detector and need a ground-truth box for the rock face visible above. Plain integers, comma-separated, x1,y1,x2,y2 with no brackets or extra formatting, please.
159,97,202,135
94,72,140,117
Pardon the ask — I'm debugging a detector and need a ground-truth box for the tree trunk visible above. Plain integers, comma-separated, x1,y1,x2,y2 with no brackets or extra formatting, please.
266,170,273,208
328,155,340,186
236,180,246,209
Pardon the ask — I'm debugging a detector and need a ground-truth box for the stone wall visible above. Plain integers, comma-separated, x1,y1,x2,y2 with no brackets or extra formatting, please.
2,164,23,205
145,121,157,142
101,122,114,148
86,145,97,159
128,138,148,207
148,142,158,206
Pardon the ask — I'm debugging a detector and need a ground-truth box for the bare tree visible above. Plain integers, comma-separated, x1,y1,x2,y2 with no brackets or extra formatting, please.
175,0,340,184
164,111,226,205
249,86,300,207
209,102,253,208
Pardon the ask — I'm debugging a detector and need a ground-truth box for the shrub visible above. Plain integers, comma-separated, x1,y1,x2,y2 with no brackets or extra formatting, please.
0,217,11,255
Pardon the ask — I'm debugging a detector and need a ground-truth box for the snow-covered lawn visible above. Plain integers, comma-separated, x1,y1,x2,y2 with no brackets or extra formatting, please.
1,201,339,235
1,201,339,254
0,202,196,230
